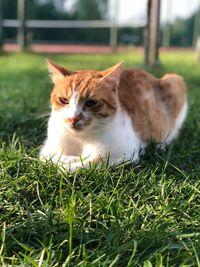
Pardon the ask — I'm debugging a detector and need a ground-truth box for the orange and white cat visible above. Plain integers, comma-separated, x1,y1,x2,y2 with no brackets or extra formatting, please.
40,59,187,172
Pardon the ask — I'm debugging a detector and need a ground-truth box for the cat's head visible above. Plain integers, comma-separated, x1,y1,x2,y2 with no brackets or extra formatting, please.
47,59,122,133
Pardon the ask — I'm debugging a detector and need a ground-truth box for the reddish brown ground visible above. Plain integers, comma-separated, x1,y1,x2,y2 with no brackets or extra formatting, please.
3,43,137,53
2,43,194,54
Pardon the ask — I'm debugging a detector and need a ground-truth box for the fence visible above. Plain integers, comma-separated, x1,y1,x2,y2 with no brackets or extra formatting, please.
2,19,146,46
0,0,161,66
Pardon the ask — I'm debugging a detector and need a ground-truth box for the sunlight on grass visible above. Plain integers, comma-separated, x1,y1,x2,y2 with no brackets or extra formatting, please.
0,50,200,266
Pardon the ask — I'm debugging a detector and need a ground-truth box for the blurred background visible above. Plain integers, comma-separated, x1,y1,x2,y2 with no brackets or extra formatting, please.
1,0,200,46
1,0,200,65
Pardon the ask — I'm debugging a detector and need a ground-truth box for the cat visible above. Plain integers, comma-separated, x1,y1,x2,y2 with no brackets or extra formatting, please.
40,59,187,172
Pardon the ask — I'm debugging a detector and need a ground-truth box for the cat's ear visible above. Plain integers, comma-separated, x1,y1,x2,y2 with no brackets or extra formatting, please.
100,62,123,87
47,59,73,83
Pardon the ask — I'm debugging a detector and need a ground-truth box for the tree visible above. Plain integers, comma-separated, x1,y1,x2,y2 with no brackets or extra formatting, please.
163,9,200,47
75,0,107,20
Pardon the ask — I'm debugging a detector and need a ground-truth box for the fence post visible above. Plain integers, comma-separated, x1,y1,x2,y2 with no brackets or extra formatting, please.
145,0,161,66
0,0,3,49
17,0,26,50
193,0,200,47
110,0,119,50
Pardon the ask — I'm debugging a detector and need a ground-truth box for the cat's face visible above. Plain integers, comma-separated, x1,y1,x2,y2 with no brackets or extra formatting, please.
48,60,122,133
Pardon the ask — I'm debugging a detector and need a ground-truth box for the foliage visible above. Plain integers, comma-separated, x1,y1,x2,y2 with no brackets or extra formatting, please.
3,0,111,44
0,51,200,266
75,0,105,20
162,8,200,47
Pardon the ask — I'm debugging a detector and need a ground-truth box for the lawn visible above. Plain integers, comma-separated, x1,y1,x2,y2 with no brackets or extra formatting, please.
0,50,200,266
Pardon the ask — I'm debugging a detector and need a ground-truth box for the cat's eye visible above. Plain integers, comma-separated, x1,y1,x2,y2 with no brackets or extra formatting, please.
85,99,98,107
59,97,69,105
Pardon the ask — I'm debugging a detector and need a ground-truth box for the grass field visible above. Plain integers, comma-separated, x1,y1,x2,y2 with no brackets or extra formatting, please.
0,50,200,266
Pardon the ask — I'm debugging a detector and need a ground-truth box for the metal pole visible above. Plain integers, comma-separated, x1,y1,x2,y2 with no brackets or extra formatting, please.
17,0,26,51
110,0,119,50
0,0,3,48
145,0,161,66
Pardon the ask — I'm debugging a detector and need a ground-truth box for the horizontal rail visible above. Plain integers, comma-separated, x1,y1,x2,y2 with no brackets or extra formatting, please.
3,19,146,28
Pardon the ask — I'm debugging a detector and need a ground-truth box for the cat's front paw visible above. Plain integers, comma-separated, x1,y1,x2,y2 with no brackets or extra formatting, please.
62,156,80,164
64,161,82,173
40,150,80,166
63,160,90,173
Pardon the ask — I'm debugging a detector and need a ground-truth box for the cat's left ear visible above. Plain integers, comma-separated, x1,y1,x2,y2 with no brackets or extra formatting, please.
100,62,123,87
47,59,74,83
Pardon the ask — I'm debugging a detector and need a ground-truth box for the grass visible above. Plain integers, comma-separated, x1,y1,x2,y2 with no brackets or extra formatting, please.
0,50,200,266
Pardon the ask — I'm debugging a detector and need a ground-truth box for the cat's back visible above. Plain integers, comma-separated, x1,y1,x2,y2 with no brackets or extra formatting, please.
117,69,187,143
118,69,158,117
119,69,157,86
118,69,157,99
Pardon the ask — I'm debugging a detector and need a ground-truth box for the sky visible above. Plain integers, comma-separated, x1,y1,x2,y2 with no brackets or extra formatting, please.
115,0,200,25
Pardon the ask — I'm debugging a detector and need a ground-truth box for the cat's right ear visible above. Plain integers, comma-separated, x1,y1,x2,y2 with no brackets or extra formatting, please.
100,62,123,87
47,59,73,83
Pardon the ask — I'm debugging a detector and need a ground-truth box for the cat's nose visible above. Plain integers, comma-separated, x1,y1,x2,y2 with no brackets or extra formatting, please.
67,116,80,124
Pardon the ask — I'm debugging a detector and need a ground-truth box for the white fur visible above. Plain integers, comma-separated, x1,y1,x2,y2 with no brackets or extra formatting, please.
64,91,81,118
40,106,144,172
164,100,188,145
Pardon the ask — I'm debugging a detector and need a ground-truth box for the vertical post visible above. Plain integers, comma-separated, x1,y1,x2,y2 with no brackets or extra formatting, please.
17,0,26,51
195,36,200,61
0,0,3,49
145,0,161,66
193,0,200,47
110,0,119,50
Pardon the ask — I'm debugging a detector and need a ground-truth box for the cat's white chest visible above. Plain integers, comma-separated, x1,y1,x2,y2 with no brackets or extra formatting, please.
80,109,143,162
41,108,144,166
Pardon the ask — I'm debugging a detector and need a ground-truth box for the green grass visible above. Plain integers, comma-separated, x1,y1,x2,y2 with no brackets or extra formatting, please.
0,50,200,266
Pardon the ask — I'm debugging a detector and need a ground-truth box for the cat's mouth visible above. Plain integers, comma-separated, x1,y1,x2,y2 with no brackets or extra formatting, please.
67,120,91,131
68,123,84,131
63,116,92,132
